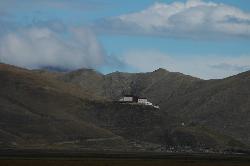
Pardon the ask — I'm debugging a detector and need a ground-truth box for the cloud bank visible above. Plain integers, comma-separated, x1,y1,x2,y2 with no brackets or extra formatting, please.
95,0,250,39
0,26,106,70
123,50,250,79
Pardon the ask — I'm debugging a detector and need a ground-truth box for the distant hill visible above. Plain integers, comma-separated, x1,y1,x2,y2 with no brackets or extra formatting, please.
0,63,250,153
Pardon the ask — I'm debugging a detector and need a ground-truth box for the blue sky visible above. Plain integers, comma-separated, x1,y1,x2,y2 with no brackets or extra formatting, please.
0,0,250,79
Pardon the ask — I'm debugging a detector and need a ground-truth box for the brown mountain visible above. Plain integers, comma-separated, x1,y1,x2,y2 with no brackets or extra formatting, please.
0,63,126,150
0,63,250,153
57,66,250,151
59,68,199,101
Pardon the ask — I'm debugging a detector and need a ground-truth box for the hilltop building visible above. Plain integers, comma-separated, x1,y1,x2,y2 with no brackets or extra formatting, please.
119,95,159,109
118,95,138,103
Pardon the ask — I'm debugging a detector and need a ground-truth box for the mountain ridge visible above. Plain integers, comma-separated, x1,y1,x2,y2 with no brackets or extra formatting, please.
0,63,250,153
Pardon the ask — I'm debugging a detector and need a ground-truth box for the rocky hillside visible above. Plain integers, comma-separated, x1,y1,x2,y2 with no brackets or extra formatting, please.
0,63,250,153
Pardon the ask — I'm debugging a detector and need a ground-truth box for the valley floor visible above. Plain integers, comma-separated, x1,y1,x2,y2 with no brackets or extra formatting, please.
1,150,250,166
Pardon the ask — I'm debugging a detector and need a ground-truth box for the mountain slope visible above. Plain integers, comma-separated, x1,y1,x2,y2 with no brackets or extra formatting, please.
59,68,200,102
56,66,250,151
1,63,250,152
0,64,126,150
161,70,250,145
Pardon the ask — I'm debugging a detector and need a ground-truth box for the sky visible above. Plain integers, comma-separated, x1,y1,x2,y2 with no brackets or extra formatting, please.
0,0,250,79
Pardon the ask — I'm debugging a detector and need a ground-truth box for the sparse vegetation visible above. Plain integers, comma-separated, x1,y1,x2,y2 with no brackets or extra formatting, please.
0,63,250,153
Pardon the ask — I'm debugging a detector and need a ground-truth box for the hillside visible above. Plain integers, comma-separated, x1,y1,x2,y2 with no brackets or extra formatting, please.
0,63,250,153
161,71,250,145
0,63,172,151
58,68,199,101
56,66,250,151
0,64,126,150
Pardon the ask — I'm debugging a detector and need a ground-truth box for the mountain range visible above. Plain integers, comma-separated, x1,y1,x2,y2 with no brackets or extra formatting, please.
0,63,250,153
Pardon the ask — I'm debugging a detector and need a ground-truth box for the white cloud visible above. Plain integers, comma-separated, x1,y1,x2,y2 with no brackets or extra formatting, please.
123,50,250,79
95,0,250,39
0,26,105,70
